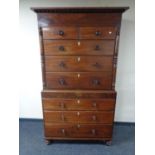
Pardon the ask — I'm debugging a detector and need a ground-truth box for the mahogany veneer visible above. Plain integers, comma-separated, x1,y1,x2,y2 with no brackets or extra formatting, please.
32,7,129,145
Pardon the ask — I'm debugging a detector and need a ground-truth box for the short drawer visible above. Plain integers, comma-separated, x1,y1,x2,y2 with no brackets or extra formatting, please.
80,27,117,39
45,72,112,90
44,111,114,124
43,98,115,111
45,124,113,138
45,56,113,72
42,27,78,39
43,40,115,56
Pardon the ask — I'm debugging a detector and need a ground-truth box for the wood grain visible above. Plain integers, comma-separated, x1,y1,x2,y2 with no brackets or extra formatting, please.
45,72,112,90
43,98,115,111
45,123,113,138
44,111,114,124
42,27,77,39
31,7,128,142
45,56,113,72
43,40,115,55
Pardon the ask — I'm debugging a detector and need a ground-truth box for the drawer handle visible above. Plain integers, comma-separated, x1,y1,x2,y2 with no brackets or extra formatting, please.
95,31,101,36
95,45,100,51
93,62,101,68
61,129,65,134
59,78,66,85
91,129,96,135
92,115,97,121
59,30,64,36
59,46,65,51
59,62,66,68
92,79,100,85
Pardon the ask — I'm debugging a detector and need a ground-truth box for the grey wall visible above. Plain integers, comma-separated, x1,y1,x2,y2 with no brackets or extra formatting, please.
19,0,135,122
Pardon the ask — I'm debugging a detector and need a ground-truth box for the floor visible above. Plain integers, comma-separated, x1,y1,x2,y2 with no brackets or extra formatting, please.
19,119,135,155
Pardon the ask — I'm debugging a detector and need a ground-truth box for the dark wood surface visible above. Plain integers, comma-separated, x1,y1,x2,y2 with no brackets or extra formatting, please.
32,7,128,143
45,72,112,90
44,56,113,72
44,111,114,124
42,27,77,39
42,26,117,39
43,40,115,56
43,98,115,111
45,123,113,138
79,27,117,39
37,13,122,27
42,90,117,99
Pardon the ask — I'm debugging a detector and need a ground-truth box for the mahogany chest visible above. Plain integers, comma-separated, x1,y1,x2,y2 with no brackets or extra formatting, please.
31,7,129,145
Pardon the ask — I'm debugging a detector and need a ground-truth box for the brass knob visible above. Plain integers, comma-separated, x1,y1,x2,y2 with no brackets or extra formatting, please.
109,31,112,34
95,31,101,36
59,30,64,36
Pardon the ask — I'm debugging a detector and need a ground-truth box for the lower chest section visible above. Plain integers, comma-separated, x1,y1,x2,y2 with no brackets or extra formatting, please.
42,90,116,139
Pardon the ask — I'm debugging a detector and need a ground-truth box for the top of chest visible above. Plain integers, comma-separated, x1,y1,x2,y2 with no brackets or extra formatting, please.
31,7,129,27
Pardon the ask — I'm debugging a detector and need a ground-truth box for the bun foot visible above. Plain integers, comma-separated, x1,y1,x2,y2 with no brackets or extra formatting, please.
45,140,51,145
105,140,112,146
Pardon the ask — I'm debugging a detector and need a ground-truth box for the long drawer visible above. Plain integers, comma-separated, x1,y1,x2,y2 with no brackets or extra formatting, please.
43,40,115,56
44,111,114,124
42,90,116,99
45,72,112,90
43,98,115,111
45,124,113,138
42,26,117,40
45,56,113,72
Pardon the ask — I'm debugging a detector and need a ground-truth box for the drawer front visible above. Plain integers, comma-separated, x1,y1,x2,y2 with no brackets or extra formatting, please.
44,111,114,124
43,40,115,56
80,27,117,39
45,72,112,90
42,90,116,99
42,27,77,39
45,56,113,72
45,124,113,138
43,98,115,111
